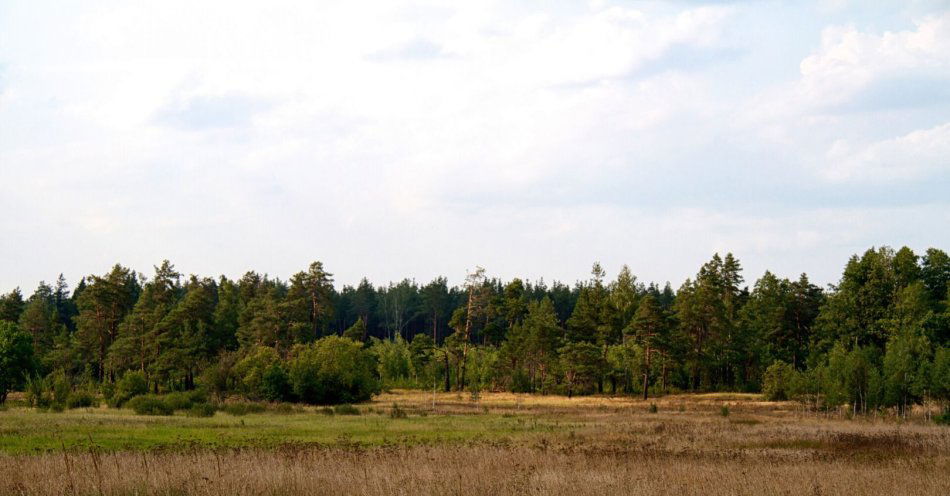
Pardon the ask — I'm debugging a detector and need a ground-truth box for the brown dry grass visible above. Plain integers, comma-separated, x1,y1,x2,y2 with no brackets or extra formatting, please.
1,391,948,495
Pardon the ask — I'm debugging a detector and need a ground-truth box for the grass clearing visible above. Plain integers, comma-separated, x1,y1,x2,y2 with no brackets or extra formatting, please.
1,390,948,494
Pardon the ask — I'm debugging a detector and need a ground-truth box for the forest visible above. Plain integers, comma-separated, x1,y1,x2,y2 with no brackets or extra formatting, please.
1,245,948,416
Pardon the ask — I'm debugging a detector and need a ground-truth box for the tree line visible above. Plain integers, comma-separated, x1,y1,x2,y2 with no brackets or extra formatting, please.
1,246,948,414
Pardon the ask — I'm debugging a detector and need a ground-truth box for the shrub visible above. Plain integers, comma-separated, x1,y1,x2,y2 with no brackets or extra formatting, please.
113,370,148,407
127,396,173,416
100,381,115,402
221,402,266,416
272,403,296,414
390,402,407,419
261,363,293,402
163,390,208,411
234,346,281,400
333,404,360,415
934,406,950,426
762,361,797,401
50,371,72,407
288,336,380,405
25,375,50,409
65,390,96,409
199,351,240,400
186,403,217,418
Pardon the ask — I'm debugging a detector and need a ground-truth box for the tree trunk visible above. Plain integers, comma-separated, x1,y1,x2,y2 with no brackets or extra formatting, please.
443,353,451,392
642,345,651,401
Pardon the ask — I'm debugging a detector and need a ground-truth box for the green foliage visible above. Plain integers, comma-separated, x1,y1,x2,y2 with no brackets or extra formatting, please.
186,403,217,417
370,336,414,387
0,321,35,403
65,390,96,409
233,346,282,400
127,396,174,416
390,402,408,419
3,247,949,414
558,341,605,397
342,317,367,342
112,370,148,407
762,361,798,401
162,390,207,410
882,330,931,413
260,362,293,402
333,404,360,415
288,336,379,405
931,347,950,403
24,375,50,408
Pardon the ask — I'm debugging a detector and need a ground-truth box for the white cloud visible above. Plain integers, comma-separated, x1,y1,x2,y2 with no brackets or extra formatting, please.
797,13,950,108
1,1,948,292
824,122,950,181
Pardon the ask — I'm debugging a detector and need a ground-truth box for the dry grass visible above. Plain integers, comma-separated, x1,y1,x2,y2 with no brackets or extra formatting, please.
1,391,948,495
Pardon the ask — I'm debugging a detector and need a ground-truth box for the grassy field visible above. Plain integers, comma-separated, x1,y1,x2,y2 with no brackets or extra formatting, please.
1,390,948,495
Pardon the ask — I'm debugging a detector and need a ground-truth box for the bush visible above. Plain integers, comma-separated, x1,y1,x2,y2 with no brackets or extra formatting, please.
934,406,950,426
390,402,407,419
221,402,266,416
186,403,217,418
288,336,380,405
100,381,115,402
65,390,97,409
50,371,72,407
25,375,50,409
271,403,297,414
163,390,207,411
762,361,797,401
261,363,293,402
127,396,173,416
113,370,149,407
333,404,360,415
234,346,281,400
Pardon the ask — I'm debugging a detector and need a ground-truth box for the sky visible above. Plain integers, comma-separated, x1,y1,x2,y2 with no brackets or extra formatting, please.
1,0,949,293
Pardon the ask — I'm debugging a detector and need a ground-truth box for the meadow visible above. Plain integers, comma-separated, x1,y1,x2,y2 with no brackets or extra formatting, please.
1,391,948,495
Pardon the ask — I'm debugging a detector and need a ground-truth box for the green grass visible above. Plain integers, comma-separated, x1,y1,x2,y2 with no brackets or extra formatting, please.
0,406,555,455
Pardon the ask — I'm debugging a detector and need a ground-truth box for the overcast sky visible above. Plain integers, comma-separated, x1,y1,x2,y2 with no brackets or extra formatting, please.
1,0,949,293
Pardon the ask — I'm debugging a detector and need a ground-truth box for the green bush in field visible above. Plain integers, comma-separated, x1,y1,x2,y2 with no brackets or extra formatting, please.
65,390,96,409
163,390,207,411
762,361,798,401
221,402,266,416
389,402,407,419
234,346,282,400
112,370,148,407
288,336,380,405
25,375,50,409
127,396,173,416
50,371,72,407
186,403,216,417
261,362,293,402
333,404,360,415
